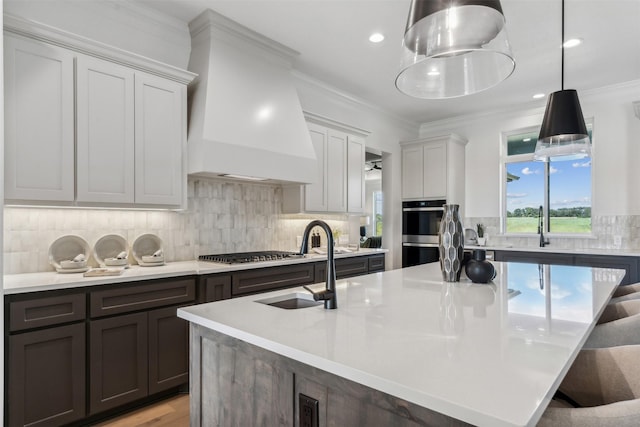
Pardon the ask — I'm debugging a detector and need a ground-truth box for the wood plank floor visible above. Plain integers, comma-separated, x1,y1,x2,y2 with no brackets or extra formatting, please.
93,394,189,427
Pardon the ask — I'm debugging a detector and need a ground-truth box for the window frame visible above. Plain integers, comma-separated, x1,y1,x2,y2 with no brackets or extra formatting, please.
500,120,595,237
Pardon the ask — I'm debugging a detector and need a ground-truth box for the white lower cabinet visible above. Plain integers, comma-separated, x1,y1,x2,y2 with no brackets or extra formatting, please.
283,119,366,214
3,22,193,208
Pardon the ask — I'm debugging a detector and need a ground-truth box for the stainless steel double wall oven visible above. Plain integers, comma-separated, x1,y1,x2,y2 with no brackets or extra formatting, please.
402,199,445,267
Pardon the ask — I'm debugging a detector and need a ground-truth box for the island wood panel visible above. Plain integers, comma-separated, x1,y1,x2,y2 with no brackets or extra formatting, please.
190,324,471,427
191,324,293,426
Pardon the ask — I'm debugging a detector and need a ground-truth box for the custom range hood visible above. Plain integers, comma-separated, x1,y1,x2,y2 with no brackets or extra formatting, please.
187,10,317,184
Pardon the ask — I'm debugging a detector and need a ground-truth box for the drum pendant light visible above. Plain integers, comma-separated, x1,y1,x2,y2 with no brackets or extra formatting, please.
534,0,590,162
395,0,515,99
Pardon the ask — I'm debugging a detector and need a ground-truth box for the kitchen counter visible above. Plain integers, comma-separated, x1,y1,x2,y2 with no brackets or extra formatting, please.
178,261,625,427
466,244,640,257
3,248,387,294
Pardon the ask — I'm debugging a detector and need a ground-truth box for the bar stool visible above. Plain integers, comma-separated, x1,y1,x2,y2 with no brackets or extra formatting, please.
610,282,640,304
583,300,640,348
537,345,640,427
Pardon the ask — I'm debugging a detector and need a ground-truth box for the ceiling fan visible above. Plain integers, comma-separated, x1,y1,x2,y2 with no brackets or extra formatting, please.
365,161,382,172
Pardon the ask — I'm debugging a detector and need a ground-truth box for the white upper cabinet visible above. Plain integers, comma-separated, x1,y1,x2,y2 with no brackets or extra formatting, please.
326,129,347,212
4,35,75,202
3,16,195,208
400,134,468,206
134,72,185,206
347,135,366,213
283,117,367,214
304,123,329,212
76,56,135,203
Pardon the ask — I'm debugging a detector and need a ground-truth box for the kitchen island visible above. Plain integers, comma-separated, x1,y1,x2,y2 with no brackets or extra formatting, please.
178,261,625,427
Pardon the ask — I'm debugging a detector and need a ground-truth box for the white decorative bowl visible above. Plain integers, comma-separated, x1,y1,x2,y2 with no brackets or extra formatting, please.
94,234,129,267
132,234,163,265
49,235,91,270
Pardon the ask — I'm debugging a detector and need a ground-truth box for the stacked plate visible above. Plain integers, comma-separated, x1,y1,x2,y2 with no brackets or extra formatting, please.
49,235,91,273
132,234,164,267
94,234,129,267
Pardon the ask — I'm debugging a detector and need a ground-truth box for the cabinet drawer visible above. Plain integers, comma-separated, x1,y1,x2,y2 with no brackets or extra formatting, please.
90,278,196,318
9,293,86,332
315,257,369,281
231,264,315,296
368,254,385,273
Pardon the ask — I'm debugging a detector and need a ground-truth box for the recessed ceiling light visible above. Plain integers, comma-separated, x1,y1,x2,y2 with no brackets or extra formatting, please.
563,38,583,48
369,33,384,43
427,69,440,77
533,93,545,99
523,138,531,142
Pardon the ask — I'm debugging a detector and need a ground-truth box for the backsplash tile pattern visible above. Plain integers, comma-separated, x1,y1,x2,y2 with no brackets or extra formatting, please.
3,177,351,274
464,216,640,251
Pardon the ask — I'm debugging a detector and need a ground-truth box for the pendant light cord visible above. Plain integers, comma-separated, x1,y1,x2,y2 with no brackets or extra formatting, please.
561,0,565,90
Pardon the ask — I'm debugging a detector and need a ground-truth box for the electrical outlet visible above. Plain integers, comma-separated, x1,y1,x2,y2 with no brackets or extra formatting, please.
299,394,319,427
614,235,622,247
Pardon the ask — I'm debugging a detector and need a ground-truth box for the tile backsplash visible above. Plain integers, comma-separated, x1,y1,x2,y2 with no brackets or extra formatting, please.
3,177,352,274
464,216,640,251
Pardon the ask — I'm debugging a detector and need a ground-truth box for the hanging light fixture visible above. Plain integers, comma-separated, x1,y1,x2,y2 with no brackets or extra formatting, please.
534,0,590,162
395,0,515,99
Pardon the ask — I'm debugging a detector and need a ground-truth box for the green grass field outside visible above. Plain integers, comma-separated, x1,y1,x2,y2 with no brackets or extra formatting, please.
506,217,591,234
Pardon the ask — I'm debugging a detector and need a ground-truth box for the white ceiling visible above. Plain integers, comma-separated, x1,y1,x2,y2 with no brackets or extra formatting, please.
134,0,640,125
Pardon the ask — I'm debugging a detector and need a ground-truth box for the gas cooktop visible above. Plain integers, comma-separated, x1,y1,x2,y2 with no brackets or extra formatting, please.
198,251,303,264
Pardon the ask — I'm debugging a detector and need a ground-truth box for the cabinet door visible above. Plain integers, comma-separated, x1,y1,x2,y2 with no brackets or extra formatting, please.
201,274,232,303
8,323,86,427
305,123,329,211
76,55,135,203
422,142,447,199
134,72,185,205
4,35,75,202
401,145,424,199
89,312,148,415
327,129,347,212
347,135,365,213
148,306,189,394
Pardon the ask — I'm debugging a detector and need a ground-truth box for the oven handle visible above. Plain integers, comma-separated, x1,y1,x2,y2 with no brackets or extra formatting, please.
402,207,444,212
402,243,439,248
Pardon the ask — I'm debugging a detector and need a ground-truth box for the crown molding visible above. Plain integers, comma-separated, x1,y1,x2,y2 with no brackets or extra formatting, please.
293,71,420,134
3,13,196,85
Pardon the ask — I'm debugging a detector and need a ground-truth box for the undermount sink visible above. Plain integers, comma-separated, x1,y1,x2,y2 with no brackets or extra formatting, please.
256,292,322,309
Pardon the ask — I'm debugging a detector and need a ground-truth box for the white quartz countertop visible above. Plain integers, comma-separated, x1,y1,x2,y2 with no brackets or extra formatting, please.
3,248,387,294
178,261,625,427
467,244,640,257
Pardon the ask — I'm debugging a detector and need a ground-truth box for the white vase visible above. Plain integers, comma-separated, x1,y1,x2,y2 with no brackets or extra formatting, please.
477,237,486,246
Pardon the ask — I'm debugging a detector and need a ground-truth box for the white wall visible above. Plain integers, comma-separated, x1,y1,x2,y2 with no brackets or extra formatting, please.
419,80,640,220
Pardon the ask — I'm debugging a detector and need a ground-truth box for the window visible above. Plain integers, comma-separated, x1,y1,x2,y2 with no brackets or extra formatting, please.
503,125,593,235
373,191,383,236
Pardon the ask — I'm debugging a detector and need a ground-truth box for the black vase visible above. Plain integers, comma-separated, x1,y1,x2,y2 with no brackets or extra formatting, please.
465,250,496,284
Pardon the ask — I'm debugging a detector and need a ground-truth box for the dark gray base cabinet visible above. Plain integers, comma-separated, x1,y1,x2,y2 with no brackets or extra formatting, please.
494,251,639,285
89,312,149,415
5,277,196,427
8,323,86,427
